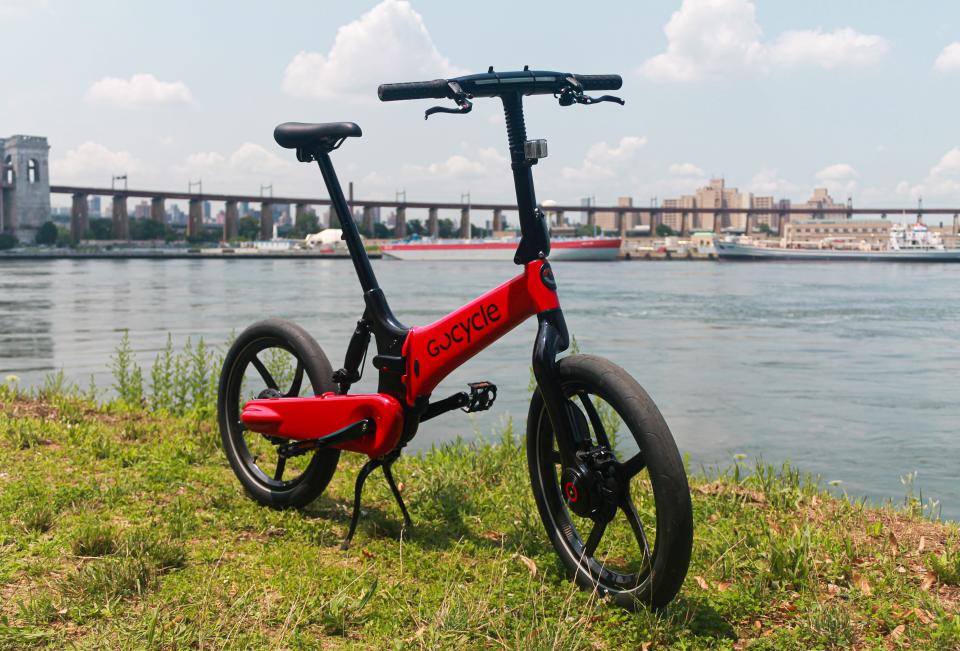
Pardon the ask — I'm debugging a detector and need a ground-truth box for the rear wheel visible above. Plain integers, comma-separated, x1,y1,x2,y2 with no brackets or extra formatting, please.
217,318,340,508
527,354,692,609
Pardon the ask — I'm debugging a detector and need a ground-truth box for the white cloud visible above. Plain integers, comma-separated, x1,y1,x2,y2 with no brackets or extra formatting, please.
402,147,506,180
897,147,960,199
668,162,704,176
639,0,888,82
282,0,462,100
179,143,292,181
86,73,193,109
814,163,859,198
561,136,648,181
769,28,888,69
934,43,960,72
815,163,858,182
50,142,142,184
747,168,798,196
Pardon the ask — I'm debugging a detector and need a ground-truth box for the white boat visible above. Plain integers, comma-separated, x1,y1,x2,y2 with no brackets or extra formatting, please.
382,236,622,262
716,223,960,262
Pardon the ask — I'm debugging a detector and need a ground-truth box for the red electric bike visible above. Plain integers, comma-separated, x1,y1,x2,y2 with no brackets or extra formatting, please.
217,69,693,609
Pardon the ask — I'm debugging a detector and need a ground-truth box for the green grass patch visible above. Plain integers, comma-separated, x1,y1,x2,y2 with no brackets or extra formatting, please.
0,391,958,649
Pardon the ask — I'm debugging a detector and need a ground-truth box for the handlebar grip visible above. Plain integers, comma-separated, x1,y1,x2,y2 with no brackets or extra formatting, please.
378,79,450,101
573,74,623,91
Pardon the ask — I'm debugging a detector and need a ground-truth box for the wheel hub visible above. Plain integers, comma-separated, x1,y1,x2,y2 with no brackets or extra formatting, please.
562,447,620,519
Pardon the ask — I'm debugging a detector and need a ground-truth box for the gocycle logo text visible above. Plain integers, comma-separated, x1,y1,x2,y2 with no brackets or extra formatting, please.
426,303,501,357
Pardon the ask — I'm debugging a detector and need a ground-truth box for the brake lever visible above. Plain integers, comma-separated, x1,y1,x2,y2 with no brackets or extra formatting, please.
425,81,473,120
557,86,625,107
424,99,472,119
580,94,625,106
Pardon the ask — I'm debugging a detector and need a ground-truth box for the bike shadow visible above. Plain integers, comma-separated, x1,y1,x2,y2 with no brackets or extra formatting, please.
300,494,737,641
303,482,497,552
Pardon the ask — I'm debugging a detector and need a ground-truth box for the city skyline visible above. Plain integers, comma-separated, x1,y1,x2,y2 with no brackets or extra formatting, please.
5,1,960,208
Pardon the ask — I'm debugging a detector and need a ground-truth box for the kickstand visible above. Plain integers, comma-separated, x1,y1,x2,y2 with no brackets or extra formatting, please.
339,454,414,550
341,458,382,550
383,460,412,529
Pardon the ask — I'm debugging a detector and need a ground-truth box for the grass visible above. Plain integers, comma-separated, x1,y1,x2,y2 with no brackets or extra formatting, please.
0,386,959,648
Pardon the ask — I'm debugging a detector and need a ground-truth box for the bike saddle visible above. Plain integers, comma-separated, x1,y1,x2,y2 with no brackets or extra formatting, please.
273,122,362,161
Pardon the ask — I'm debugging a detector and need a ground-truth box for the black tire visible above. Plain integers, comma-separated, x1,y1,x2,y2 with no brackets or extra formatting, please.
217,318,340,508
526,354,693,610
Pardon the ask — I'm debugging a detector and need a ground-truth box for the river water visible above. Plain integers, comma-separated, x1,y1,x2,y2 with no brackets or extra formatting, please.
1,257,958,518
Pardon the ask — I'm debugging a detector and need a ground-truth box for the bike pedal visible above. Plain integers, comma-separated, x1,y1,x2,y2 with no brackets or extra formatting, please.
462,381,497,413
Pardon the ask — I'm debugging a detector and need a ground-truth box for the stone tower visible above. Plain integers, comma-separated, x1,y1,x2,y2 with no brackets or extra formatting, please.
1,135,51,237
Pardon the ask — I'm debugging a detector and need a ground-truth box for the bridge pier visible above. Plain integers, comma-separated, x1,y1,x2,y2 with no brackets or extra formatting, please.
394,206,407,238
744,214,752,235
492,208,503,232
460,207,471,239
112,195,129,240
427,207,438,237
362,206,375,235
187,198,203,238
260,202,273,239
295,203,310,227
70,193,88,244
151,197,165,225
658,211,665,236
554,209,565,228
224,200,239,241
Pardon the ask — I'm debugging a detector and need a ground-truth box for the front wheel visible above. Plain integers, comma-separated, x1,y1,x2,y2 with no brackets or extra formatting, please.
527,354,693,610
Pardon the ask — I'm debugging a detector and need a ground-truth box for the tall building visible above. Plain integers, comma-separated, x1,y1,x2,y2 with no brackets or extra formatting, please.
663,195,695,232
203,200,212,221
88,196,102,217
0,135,51,238
134,200,150,219
168,204,186,226
692,178,751,231
793,188,846,220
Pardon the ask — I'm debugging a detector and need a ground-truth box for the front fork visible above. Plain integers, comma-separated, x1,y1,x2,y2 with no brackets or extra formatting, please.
532,308,586,468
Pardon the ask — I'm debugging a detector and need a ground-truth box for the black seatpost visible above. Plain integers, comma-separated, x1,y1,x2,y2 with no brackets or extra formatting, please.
316,152,379,293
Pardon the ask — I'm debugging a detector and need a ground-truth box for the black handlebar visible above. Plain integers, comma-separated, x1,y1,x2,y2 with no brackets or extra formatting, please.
377,79,450,102
377,69,622,103
574,74,623,92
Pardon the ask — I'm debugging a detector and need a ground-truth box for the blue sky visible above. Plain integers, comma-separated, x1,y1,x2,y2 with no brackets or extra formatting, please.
4,0,960,211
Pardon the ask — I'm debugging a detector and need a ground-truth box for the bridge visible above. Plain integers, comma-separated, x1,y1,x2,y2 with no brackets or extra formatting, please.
50,184,960,244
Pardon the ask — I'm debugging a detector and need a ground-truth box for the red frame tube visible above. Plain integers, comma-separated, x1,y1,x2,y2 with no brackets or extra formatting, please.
402,259,559,404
